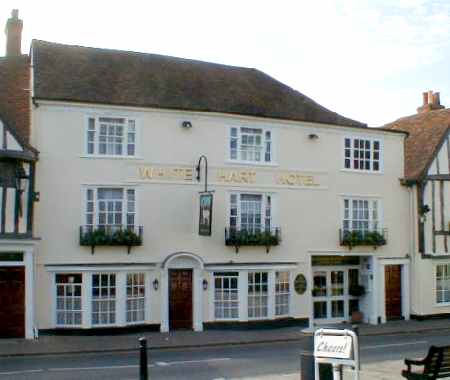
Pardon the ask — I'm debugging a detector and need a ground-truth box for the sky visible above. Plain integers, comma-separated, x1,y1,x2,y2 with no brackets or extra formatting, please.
1,0,449,127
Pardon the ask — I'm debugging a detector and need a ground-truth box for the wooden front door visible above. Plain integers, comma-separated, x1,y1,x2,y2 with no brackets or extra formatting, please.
169,269,193,329
385,265,402,320
0,267,25,338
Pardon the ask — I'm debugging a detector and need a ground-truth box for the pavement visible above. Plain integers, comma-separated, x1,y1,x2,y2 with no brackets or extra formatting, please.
0,318,449,358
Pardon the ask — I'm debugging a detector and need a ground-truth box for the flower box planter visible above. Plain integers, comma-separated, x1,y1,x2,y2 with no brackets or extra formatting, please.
79,226,143,254
225,227,281,253
339,229,387,250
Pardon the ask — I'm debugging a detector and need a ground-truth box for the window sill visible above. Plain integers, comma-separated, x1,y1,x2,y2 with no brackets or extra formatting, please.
80,155,144,160
340,169,384,175
434,302,450,308
225,159,279,167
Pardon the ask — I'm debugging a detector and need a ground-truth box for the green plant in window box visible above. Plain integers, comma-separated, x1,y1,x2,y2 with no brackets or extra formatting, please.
80,227,142,254
341,230,386,249
226,228,280,253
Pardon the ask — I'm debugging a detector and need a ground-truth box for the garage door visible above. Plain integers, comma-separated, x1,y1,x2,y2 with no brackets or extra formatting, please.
0,267,25,338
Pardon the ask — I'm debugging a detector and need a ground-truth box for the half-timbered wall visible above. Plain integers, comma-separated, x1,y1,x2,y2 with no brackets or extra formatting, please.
0,119,24,152
0,161,32,236
423,132,450,255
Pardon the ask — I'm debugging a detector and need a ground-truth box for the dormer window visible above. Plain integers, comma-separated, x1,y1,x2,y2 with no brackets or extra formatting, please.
86,116,136,157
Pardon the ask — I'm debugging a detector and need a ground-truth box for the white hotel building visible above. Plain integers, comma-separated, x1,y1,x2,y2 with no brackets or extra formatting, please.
25,39,411,334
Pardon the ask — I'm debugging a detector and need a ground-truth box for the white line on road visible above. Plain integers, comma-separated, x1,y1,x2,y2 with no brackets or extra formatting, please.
45,357,231,373
48,364,154,372
0,369,44,376
155,358,231,366
362,341,428,350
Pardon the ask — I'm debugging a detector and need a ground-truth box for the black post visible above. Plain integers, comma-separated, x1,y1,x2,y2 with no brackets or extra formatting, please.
139,337,148,380
196,155,208,193
352,324,360,370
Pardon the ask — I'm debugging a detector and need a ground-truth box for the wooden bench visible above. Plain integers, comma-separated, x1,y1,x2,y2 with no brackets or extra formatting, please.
402,346,450,379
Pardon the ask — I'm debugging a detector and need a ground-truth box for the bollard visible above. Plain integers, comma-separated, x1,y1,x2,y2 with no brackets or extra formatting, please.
139,337,148,380
301,351,315,380
352,325,360,371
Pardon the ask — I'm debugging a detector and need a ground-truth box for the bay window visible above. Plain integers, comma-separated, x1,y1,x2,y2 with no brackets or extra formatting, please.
344,137,381,172
229,127,273,163
86,116,136,157
212,270,291,321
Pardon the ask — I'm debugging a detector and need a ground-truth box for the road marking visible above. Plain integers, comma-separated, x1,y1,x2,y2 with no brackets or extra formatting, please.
362,341,428,350
156,358,231,366
0,369,44,376
48,364,155,371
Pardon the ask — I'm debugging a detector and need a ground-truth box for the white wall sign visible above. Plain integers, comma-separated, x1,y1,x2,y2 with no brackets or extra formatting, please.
314,333,353,359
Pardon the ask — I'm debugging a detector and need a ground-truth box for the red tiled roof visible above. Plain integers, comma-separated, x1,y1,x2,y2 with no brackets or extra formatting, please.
0,54,31,143
384,109,450,181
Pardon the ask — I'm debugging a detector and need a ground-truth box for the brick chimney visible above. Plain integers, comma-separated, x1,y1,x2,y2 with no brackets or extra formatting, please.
417,90,445,113
5,9,23,57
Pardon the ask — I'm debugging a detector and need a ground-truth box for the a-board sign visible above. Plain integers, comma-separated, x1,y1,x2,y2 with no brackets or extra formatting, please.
314,333,353,359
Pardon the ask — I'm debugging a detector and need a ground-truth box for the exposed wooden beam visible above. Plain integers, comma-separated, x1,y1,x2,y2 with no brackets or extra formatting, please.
432,180,436,253
426,174,450,180
440,180,448,252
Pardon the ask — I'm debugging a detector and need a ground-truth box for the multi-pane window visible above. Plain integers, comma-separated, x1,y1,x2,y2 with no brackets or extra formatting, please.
436,264,450,304
230,127,272,163
56,274,82,326
248,272,268,319
214,272,239,319
86,116,136,157
126,273,145,323
275,271,290,316
343,198,380,232
85,188,136,232
229,193,273,232
92,273,116,325
344,137,381,171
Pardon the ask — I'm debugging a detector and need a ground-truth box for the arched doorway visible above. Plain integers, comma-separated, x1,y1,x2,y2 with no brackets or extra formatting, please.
160,252,204,332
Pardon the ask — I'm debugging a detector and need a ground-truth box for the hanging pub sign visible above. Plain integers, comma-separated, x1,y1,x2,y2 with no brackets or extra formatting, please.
199,192,213,236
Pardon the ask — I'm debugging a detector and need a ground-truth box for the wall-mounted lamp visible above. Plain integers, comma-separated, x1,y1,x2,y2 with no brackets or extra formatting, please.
202,279,208,291
153,279,159,291
181,121,192,129
308,133,319,140
15,166,28,193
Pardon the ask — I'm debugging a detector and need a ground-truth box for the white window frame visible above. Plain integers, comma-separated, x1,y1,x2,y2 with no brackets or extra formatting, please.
85,115,138,157
84,186,138,231
342,196,382,233
342,136,383,173
55,273,83,327
312,266,360,322
126,272,146,324
248,271,269,319
229,192,275,232
275,271,290,317
228,126,274,165
436,264,450,305
213,272,240,321
91,273,117,326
